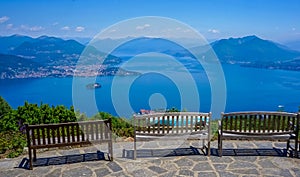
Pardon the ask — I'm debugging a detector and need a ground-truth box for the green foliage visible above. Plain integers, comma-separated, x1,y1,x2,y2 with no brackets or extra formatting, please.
0,102,76,132
0,131,26,158
0,96,12,118
91,112,134,137
0,101,76,158
166,107,180,112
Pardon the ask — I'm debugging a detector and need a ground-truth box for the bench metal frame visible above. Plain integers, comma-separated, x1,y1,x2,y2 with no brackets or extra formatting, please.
133,112,211,159
218,111,299,157
25,119,113,170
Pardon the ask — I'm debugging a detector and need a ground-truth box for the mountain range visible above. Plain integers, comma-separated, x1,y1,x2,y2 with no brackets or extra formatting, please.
0,34,300,79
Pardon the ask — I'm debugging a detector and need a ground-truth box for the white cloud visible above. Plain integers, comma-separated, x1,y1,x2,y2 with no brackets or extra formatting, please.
6,23,13,29
0,16,9,23
61,26,70,31
292,27,296,31
136,24,151,30
208,29,220,34
75,26,85,32
30,26,44,31
52,22,59,26
21,25,44,31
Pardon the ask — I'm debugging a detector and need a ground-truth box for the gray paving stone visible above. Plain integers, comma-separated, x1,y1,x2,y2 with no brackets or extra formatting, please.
59,149,81,156
213,164,227,171
148,159,162,166
292,168,300,177
261,168,293,177
253,141,273,148
274,142,287,148
193,162,213,171
228,161,258,169
26,166,55,177
257,159,277,168
45,168,61,177
233,156,257,162
107,161,122,172
62,166,93,177
148,165,167,174
159,171,176,177
222,142,235,149
161,160,178,170
158,140,183,147
0,140,300,177
218,171,239,177
174,157,194,167
132,168,156,177
179,169,194,176
210,156,233,163
236,142,256,148
0,159,19,170
0,169,25,177
110,171,131,177
188,155,208,162
82,161,107,169
230,169,259,175
94,167,111,177
197,172,218,177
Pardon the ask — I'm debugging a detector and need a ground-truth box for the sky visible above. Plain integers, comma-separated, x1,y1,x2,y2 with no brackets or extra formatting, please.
0,0,299,43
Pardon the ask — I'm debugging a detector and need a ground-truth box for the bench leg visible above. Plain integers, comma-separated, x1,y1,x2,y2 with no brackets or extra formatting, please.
133,137,137,160
28,148,33,170
207,139,211,156
218,133,222,157
286,139,290,157
108,141,113,161
295,137,299,158
33,149,37,162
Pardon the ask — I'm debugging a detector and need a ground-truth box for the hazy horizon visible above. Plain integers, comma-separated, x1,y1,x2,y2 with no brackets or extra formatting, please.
0,0,299,44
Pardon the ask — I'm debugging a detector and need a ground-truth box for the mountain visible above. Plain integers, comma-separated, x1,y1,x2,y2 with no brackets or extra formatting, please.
283,40,300,51
0,34,34,54
211,35,300,64
1,34,300,79
0,54,42,79
0,35,130,79
107,37,187,57
11,35,85,66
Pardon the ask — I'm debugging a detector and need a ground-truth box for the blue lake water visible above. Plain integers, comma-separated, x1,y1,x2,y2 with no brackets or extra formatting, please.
0,64,299,119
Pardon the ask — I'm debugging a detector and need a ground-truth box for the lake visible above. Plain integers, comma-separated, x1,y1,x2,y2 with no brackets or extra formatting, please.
0,64,299,119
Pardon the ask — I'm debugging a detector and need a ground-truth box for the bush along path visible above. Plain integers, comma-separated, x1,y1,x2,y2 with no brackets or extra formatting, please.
0,96,134,158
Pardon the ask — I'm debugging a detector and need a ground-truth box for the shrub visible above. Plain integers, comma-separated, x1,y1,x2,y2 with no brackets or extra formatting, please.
92,112,134,138
0,131,26,158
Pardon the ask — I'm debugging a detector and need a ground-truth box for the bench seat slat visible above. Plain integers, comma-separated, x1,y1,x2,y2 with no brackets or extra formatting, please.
25,120,113,170
218,111,299,158
134,112,211,159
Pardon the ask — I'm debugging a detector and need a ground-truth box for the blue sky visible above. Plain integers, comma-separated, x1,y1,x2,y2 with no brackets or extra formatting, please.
0,0,299,43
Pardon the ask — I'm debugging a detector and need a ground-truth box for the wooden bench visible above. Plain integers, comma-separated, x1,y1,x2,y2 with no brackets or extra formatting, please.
25,119,113,170
133,112,211,159
218,111,299,157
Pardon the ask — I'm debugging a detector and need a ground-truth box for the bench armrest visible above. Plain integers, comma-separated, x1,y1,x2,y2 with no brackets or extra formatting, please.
289,121,297,131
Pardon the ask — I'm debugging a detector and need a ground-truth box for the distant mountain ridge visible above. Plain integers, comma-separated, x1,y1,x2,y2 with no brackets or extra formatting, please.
0,35,129,79
211,35,300,63
0,34,300,79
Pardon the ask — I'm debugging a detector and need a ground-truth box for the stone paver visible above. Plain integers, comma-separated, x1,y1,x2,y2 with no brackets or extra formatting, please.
0,140,299,177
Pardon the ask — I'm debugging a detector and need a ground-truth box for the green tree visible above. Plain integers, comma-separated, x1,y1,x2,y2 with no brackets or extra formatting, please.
166,107,180,112
0,102,76,132
0,96,12,119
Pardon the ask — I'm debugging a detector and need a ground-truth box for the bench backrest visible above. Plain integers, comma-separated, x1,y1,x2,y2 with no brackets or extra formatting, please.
25,119,112,148
221,112,299,135
134,112,211,136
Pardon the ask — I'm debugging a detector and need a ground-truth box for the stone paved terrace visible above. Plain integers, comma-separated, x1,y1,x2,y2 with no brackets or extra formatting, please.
0,140,299,177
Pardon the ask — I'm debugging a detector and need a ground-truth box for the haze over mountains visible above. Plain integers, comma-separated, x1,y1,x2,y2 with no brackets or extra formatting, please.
0,34,300,79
